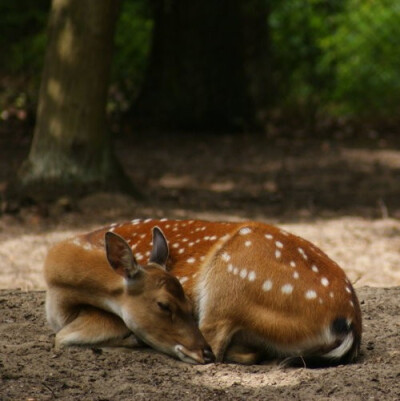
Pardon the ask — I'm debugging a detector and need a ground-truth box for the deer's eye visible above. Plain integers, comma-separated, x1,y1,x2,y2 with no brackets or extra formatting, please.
157,301,171,314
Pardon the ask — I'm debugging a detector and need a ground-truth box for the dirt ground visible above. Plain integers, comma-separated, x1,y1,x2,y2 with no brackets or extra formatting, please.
1,130,400,399
0,287,399,401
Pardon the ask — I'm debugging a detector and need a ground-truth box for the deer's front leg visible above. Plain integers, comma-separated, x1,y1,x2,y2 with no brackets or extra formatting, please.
55,307,140,349
199,316,236,362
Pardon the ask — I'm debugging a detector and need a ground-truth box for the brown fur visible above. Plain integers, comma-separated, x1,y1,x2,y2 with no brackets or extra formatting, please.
44,229,212,364
45,219,362,365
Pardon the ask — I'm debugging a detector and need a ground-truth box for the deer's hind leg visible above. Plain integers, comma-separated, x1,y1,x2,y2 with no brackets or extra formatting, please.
55,306,140,349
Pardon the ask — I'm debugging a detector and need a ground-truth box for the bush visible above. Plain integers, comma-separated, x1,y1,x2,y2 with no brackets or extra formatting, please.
321,0,400,117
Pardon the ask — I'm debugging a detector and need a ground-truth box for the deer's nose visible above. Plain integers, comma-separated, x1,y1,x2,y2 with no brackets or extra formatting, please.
203,346,215,363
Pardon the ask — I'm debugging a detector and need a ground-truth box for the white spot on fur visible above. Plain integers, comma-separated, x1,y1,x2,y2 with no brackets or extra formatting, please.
72,238,82,247
178,248,185,254
227,264,233,273
265,234,273,240
290,261,296,268
233,267,239,275
187,257,196,264
329,292,334,298
293,271,299,279
281,284,293,294
239,227,252,235
275,249,281,259
262,280,273,292
245,240,252,247
180,276,189,284
172,243,180,248
275,241,284,248
305,290,317,299
298,247,308,260
240,269,248,279
248,271,256,281
321,277,329,287
136,253,144,261
221,252,231,262
312,265,319,273
209,235,217,241
83,243,92,251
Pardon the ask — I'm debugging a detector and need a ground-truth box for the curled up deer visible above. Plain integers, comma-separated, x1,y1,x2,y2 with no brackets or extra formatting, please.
45,219,362,366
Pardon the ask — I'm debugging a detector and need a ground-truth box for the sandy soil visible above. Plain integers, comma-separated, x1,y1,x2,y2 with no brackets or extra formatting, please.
1,131,400,399
0,287,399,401
1,214,400,291
1,132,400,290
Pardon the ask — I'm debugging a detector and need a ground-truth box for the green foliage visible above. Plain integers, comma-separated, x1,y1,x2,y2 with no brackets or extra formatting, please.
321,0,400,117
110,0,153,114
0,0,398,126
269,0,345,110
270,0,400,120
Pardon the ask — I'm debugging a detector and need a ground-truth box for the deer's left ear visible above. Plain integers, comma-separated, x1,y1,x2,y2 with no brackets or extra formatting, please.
105,232,141,279
149,226,169,269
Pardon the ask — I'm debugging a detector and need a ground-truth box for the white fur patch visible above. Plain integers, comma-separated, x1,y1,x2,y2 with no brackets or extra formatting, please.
262,280,273,292
248,271,256,281
323,332,354,359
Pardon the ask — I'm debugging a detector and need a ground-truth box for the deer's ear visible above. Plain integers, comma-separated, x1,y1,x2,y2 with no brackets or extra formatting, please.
105,232,140,279
149,226,169,269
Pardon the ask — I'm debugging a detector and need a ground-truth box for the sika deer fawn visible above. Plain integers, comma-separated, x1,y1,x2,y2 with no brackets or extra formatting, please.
45,218,362,366
44,226,214,364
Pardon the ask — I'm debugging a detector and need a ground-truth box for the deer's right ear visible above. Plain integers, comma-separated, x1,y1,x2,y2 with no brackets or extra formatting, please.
105,232,140,279
149,226,169,269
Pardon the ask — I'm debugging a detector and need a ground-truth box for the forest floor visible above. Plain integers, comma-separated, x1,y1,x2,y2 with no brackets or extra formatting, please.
0,127,400,400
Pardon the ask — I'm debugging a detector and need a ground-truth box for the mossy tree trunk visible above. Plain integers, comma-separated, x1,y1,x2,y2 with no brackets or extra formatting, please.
131,0,271,133
18,0,134,201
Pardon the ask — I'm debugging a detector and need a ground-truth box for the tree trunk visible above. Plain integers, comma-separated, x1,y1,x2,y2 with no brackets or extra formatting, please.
131,0,270,133
18,0,134,201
